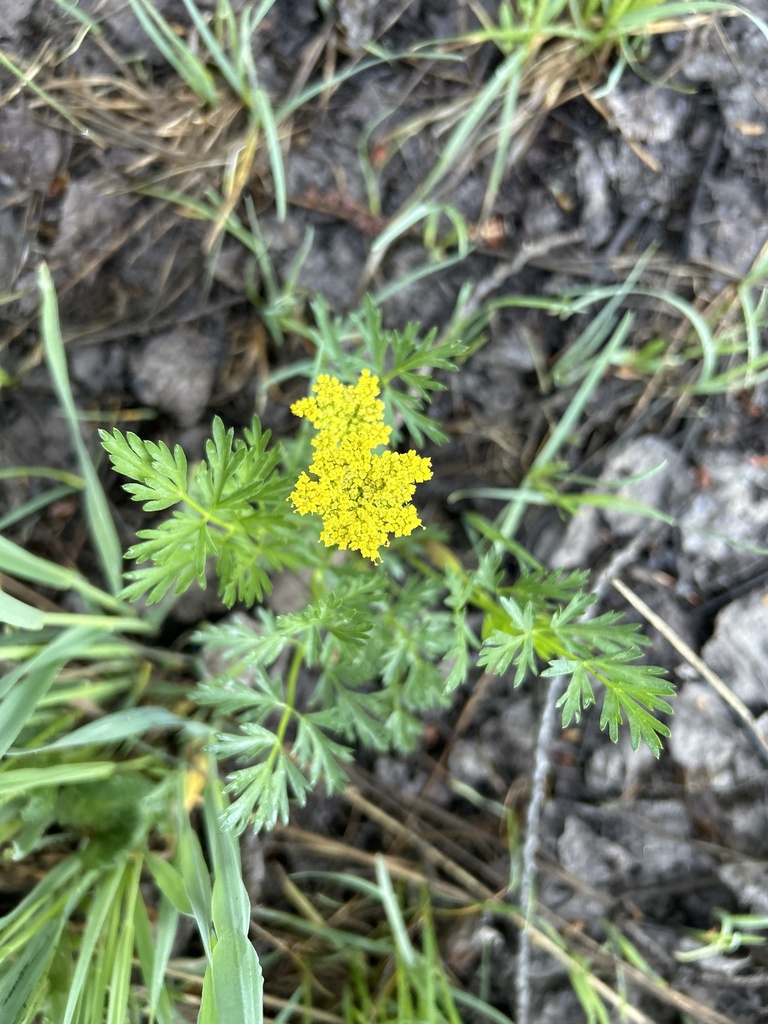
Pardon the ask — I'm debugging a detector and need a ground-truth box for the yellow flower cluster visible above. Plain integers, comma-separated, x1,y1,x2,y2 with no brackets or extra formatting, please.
289,370,432,561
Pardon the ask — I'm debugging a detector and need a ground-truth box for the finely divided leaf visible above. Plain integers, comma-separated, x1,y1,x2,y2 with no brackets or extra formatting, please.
101,416,297,607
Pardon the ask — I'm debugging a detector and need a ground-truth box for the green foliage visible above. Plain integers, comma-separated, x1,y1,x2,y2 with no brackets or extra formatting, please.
100,416,302,606
195,564,457,833
95,273,675,841
255,869,513,1024
676,909,768,963
56,775,155,865
477,571,675,756
302,294,467,444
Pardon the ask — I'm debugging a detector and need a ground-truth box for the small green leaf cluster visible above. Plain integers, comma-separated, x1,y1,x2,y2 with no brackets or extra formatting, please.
101,416,306,606
195,564,457,833
305,294,467,444
475,567,675,756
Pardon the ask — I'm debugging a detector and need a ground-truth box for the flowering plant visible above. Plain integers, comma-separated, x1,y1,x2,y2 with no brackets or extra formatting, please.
101,299,674,833
289,370,432,561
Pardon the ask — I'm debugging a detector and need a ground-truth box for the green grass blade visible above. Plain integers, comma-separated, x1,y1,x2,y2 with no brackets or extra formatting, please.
0,917,62,1023
205,782,250,936
402,48,521,213
204,780,263,1024
146,852,193,916
252,88,286,221
41,706,208,750
210,934,263,1024
635,288,717,387
0,762,116,799
178,807,214,961
738,281,761,387
106,856,142,1024
134,892,177,1024
136,897,177,1024
61,865,125,1024
614,2,736,33
0,857,81,933
375,854,415,968
253,907,393,954
37,264,123,596
0,483,80,534
372,249,471,305
198,961,218,1024
551,254,651,385
180,0,239,94
372,202,444,254
0,627,99,758
126,0,219,105
0,591,44,630
0,534,123,614
494,311,635,542
51,0,101,30
451,984,516,1023
483,58,523,218
539,309,636,465
0,466,83,488
0,51,87,134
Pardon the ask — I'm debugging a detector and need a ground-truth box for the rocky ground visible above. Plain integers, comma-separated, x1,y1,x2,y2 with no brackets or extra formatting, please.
2,2,768,1021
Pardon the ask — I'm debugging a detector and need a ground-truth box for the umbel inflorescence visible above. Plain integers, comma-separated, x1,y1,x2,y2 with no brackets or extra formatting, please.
289,370,432,561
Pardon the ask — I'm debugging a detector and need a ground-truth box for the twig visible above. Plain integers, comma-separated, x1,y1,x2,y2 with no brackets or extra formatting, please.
336,790,661,1024
612,576,768,765
515,531,655,1024
514,672,563,1024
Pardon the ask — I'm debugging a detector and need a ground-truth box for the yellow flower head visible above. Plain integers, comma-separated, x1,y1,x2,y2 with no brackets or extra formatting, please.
289,371,432,562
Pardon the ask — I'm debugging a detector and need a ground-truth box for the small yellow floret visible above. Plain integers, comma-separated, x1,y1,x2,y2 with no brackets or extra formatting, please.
289,371,432,561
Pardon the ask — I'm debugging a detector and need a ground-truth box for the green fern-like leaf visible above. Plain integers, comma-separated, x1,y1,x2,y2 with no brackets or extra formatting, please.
480,584,675,755
101,416,301,606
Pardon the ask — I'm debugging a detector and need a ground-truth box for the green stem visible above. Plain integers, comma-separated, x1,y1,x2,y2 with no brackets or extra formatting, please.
41,614,157,634
266,643,304,771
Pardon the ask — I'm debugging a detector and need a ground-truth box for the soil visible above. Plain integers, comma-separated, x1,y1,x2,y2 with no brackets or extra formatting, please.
2,3,768,1022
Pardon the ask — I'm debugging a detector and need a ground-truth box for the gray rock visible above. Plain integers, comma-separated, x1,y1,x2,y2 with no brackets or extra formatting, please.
488,311,538,373
600,436,689,537
687,176,768,277
603,86,690,144
558,815,636,891
70,342,127,396
718,799,768,858
718,861,768,914
522,187,568,240
533,988,586,1024
129,330,220,426
50,177,134,278
0,0,34,28
585,733,656,799
444,918,505,976
702,592,768,711
447,739,497,789
548,503,602,571
169,560,227,624
338,0,378,50
679,450,768,590
669,682,763,790
574,140,615,247
617,799,710,883
597,134,694,213
79,0,179,58
0,210,23,292
0,102,61,191
549,436,688,568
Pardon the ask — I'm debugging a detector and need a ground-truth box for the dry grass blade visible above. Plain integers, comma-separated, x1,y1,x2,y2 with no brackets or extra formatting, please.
280,797,731,1024
612,577,768,764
